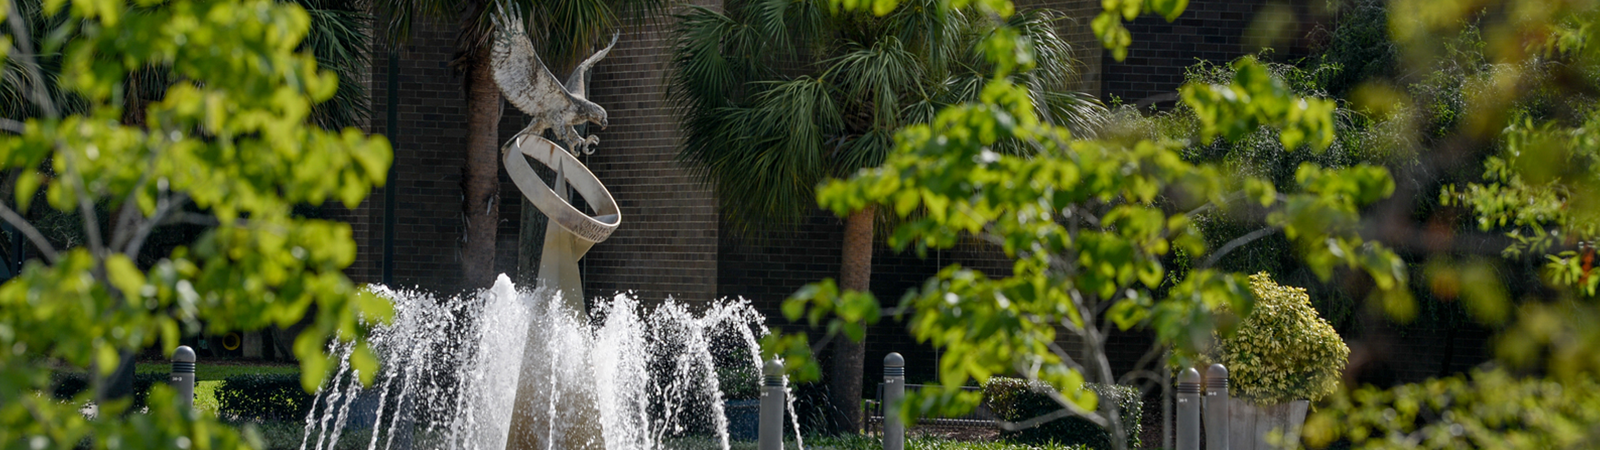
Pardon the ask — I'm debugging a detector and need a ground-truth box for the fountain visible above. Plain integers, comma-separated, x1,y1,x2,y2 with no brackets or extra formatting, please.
299,280,801,450
297,6,804,450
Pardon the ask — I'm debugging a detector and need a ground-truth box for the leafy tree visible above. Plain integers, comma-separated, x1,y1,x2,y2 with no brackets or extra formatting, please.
779,0,1600,447
668,0,1105,432
2,0,380,392
374,0,669,290
0,0,392,446
765,2,1410,449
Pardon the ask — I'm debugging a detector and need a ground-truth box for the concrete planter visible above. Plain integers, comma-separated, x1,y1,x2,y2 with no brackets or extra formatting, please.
1227,399,1309,450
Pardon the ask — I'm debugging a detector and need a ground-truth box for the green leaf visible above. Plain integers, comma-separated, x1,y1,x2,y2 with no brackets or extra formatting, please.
1107,299,1148,330
296,331,329,392
105,255,146,302
1149,0,1187,21
351,344,379,387
14,169,39,210
871,0,898,16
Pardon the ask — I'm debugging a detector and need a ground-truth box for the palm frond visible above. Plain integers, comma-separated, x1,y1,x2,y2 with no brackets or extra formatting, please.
824,36,924,130
1,0,80,121
298,0,373,130
669,2,1106,235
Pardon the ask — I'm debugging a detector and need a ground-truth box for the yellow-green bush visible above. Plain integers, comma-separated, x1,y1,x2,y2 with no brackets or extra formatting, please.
1211,273,1349,404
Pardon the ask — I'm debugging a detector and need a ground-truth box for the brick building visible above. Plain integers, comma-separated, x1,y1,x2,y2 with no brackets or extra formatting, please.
333,0,1489,388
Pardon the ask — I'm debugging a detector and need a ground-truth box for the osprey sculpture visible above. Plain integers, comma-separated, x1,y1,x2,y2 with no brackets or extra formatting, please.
490,4,617,155
490,5,622,450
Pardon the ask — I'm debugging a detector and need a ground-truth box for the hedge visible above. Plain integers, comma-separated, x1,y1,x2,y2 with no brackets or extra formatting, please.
217,373,317,421
983,378,1142,450
50,372,168,409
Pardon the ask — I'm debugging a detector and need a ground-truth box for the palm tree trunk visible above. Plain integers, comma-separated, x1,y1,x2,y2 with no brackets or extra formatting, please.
461,49,502,290
829,206,874,434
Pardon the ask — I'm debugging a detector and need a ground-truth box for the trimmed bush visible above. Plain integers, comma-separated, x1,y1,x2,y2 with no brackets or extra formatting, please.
983,378,1141,449
50,372,167,409
1209,273,1349,404
217,373,316,420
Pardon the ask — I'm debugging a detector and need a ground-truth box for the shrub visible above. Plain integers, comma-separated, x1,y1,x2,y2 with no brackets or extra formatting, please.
1210,273,1349,404
217,374,316,421
717,366,761,401
50,372,168,409
982,378,1141,450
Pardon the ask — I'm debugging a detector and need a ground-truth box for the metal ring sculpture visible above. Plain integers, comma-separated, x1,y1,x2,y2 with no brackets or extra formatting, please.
503,135,620,245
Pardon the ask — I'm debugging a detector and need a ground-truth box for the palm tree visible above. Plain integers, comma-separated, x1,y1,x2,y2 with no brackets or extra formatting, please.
669,0,1106,433
373,0,669,290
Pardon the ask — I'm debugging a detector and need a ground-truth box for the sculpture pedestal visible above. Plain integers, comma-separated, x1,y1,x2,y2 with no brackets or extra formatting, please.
502,135,620,450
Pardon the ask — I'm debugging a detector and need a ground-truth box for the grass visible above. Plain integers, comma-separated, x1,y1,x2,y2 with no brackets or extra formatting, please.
245,427,1090,450
661,435,1089,450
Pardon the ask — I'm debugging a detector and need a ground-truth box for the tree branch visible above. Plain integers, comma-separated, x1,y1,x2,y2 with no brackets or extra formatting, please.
1201,227,1279,269
0,201,58,263
1118,344,1168,386
123,193,189,260
1045,340,1087,375
108,171,154,252
57,151,105,259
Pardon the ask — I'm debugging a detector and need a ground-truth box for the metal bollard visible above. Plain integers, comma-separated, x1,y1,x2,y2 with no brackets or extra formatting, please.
883,353,906,450
1176,368,1201,450
170,346,196,411
759,359,786,450
1205,364,1230,450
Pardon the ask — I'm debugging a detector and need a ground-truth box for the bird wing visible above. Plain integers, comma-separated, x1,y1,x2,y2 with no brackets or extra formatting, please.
491,4,575,118
564,32,619,100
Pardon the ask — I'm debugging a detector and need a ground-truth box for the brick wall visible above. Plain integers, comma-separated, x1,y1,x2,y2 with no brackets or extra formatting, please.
1098,0,1328,106
361,21,471,292
582,6,722,304
1099,0,1268,106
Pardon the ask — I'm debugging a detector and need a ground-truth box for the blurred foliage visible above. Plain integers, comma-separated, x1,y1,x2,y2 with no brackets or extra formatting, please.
983,378,1141,450
0,0,393,447
1201,273,1348,405
1304,369,1600,449
1236,0,1600,447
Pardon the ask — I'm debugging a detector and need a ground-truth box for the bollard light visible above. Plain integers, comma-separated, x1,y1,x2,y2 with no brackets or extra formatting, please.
882,353,906,450
170,346,196,411
1205,363,1230,450
1176,367,1201,450
759,359,785,450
